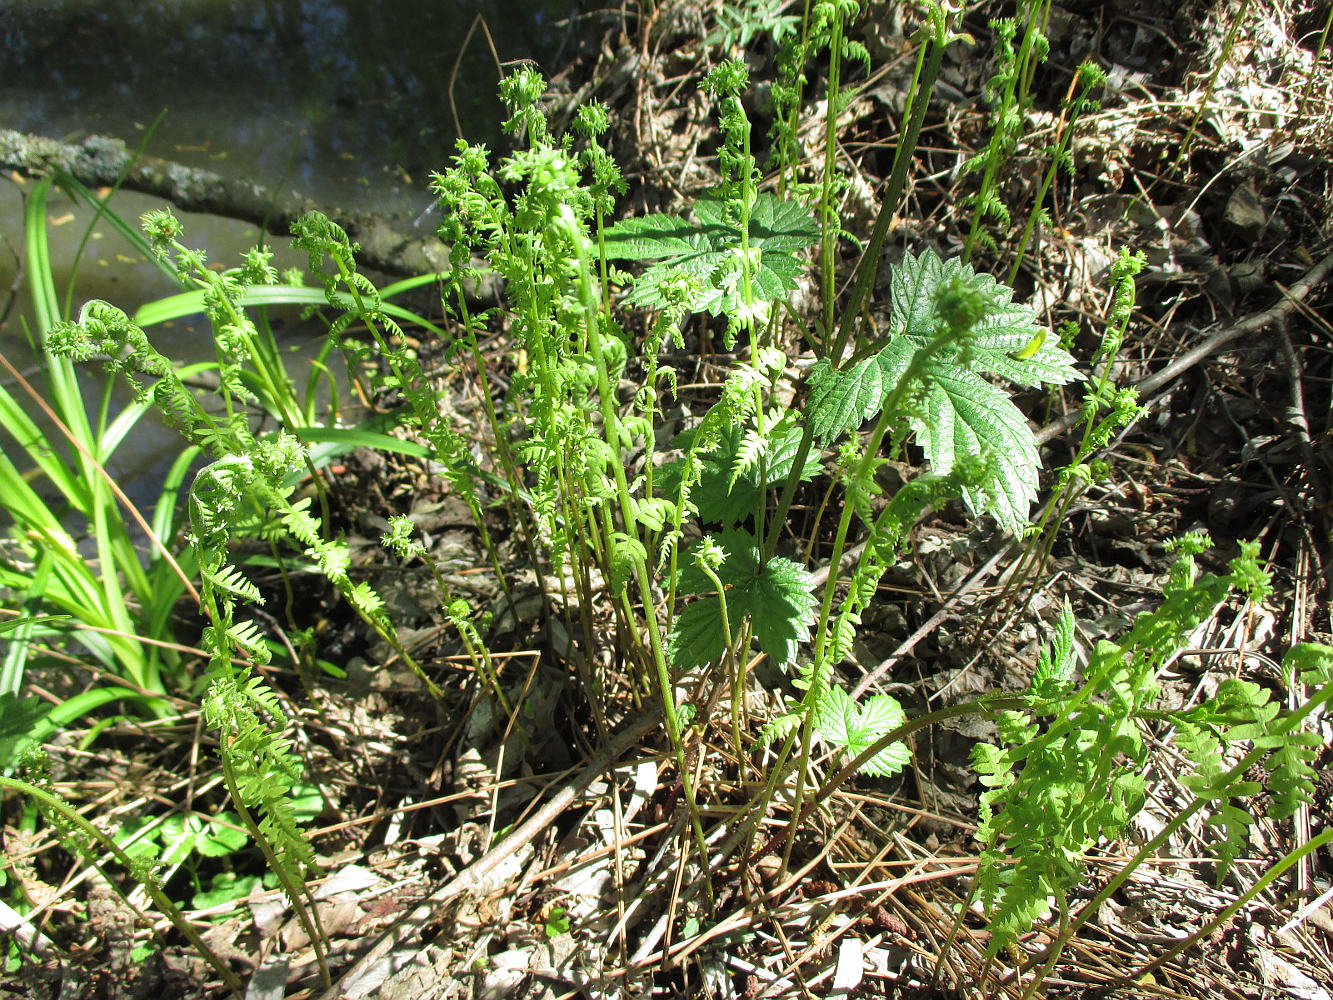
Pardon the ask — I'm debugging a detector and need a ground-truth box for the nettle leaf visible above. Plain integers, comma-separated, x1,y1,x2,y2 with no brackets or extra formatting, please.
814,683,859,746
658,420,822,525
668,527,816,670
916,366,1039,532
805,250,1079,531
604,191,817,318
815,686,912,778
806,342,912,444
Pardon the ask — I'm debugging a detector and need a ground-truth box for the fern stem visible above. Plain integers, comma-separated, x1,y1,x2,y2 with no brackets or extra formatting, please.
819,5,845,344
1119,828,1333,988
450,282,533,614
1174,0,1251,171
217,748,332,988
990,250,1143,624
781,332,964,868
1006,62,1101,286
568,225,713,885
0,777,247,999
698,561,742,760
962,0,1049,265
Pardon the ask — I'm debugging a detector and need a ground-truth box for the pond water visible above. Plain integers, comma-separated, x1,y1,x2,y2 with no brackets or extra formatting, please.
0,0,581,512
1,0,579,212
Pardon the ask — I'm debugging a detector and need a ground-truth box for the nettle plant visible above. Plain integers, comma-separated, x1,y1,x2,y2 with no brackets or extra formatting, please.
429,59,1084,857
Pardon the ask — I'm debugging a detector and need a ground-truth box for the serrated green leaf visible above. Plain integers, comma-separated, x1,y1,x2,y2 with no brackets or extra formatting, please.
598,214,703,259
659,421,822,525
890,252,1076,379
854,737,912,777
859,694,906,735
668,528,816,669
814,684,858,746
816,690,911,777
913,367,1038,532
805,344,912,445
604,192,816,318
805,250,1079,530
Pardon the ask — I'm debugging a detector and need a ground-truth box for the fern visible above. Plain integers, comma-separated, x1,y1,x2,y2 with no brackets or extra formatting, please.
960,5,1051,261
970,539,1272,956
970,540,1332,967
705,0,801,51
1172,641,1330,882
202,673,314,879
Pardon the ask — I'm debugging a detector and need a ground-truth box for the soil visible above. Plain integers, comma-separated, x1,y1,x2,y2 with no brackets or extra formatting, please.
5,1,1331,998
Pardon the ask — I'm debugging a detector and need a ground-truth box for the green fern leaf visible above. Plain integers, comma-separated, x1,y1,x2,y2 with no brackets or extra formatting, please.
729,426,766,490
1285,642,1333,686
1033,599,1077,695
1268,733,1322,821
760,711,802,745
204,564,262,604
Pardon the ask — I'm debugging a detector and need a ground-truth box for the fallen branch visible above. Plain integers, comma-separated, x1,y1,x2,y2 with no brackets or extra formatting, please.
1036,250,1333,446
0,128,450,278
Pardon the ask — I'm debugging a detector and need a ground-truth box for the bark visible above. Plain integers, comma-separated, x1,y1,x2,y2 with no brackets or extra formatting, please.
0,128,450,279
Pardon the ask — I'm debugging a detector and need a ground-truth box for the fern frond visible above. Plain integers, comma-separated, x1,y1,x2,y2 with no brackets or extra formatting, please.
760,712,802,746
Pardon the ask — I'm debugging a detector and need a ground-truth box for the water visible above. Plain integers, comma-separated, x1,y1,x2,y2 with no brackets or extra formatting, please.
0,0,580,511
0,0,578,214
